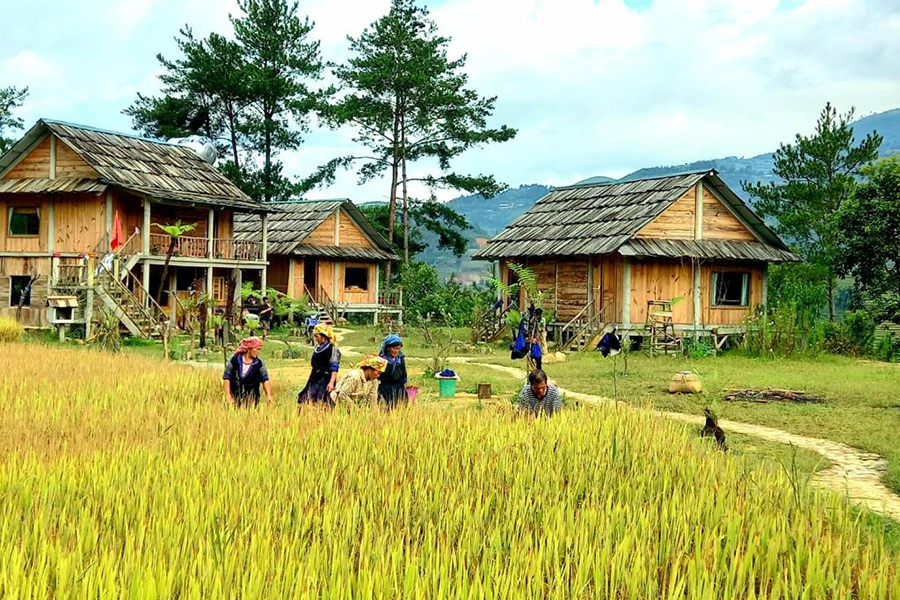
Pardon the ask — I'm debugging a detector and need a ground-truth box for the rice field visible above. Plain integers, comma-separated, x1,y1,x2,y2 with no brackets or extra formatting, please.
0,344,897,598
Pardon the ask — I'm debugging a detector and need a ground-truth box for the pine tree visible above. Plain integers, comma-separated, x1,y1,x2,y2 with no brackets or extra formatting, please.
311,0,515,279
744,103,881,320
0,86,28,154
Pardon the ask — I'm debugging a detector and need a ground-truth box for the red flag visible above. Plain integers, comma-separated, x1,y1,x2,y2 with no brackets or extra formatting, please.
110,210,125,251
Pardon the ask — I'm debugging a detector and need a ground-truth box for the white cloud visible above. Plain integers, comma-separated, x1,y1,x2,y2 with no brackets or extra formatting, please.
5,51,61,85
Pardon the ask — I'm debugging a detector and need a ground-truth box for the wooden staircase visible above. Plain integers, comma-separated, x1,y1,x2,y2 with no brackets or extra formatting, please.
305,285,338,327
559,301,614,352
474,305,510,342
94,257,167,339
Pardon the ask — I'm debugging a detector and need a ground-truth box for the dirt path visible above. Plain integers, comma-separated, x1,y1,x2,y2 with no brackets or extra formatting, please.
461,359,900,521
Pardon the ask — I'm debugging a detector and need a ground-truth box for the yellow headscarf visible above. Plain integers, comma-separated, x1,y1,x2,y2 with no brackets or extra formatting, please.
358,354,388,373
313,323,337,345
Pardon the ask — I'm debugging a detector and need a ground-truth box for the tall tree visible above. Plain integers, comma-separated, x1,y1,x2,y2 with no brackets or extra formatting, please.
745,103,881,320
232,0,324,202
837,156,900,322
311,0,515,280
0,86,29,154
360,199,471,260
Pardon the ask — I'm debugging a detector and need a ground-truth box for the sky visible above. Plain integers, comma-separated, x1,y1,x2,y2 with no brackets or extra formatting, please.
2,0,900,203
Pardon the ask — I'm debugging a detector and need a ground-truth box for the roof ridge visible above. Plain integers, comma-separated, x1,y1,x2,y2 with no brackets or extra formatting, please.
271,198,350,205
40,119,193,148
555,169,715,191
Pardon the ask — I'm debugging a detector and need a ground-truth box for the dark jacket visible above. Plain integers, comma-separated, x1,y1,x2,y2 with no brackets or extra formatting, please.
223,354,269,406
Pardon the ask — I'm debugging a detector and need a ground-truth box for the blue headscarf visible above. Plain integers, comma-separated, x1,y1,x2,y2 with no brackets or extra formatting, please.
380,334,404,362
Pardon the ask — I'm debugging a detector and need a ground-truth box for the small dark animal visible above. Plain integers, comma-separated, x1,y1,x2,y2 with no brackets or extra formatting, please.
701,408,728,451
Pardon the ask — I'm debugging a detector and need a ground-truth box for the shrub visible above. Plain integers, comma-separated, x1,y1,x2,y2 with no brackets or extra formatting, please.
0,317,24,343
683,338,713,359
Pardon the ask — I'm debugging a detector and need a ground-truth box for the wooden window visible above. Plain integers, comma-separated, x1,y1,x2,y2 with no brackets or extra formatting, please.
712,271,749,307
10,276,32,306
8,207,40,236
344,266,369,291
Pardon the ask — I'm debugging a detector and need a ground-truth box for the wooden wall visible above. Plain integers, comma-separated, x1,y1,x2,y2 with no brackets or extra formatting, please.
3,135,99,180
267,255,290,294
635,190,694,239
0,195,51,252
112,192,143,240
627,257,694,325
0,257,50,327
335,261,377,304
595,254,623,324
626,257,765,327
54,193,105,253
338,210,375,248
701,187,756,241
151,204,210,237
55,140,99,178
635,184,757,242
217,210,233,239
701,263,765,326
503,257,592,322
307,215,336,245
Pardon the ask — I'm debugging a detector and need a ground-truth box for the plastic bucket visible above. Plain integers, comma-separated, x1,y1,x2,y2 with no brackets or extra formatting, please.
437,378,457,398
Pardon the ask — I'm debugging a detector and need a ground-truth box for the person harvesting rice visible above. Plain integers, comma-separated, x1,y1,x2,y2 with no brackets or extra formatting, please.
298,324,341,406
331,354,387,407
378,334,408,408
223,336,272,407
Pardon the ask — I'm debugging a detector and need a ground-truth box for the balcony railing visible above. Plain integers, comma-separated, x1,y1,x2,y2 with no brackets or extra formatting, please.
148,233,262,261
378,288,403,307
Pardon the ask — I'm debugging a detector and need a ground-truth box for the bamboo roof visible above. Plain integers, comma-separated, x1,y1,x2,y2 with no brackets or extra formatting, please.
473,170,799,263
0,119,266,212
234,199,398,261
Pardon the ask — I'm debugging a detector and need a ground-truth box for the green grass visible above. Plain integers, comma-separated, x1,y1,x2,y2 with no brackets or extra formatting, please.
480,350,900,494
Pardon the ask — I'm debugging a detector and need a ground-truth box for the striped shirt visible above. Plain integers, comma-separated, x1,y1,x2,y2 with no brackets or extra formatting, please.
518,383,562,416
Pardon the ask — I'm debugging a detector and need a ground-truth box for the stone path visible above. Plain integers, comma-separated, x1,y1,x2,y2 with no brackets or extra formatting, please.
458,359,900,521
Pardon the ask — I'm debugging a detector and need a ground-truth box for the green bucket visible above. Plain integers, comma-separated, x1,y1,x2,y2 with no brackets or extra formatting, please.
437,378,458,398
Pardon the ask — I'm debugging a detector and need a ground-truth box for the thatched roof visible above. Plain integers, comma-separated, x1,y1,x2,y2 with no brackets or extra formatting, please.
473,170,799,263
0,119,266,212
234,199,398,261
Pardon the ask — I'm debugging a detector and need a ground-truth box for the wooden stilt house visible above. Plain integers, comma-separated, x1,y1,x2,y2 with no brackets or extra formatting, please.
234,199,402,324
472,170,800,350
0,119,270,338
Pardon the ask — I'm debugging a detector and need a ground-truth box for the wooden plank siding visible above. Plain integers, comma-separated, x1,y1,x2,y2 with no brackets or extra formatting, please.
338,209,375,248
701,263,765,326
266,255,290,294
112,192,143,240
336,261,377,304
0,257,50,327
701,187,756,241
307,214,337,245
628,257,695,325
53,194,105,253
0,195,51,252
5,137,52,179
635,190,695,239
54,139,99,179
596,254,623,323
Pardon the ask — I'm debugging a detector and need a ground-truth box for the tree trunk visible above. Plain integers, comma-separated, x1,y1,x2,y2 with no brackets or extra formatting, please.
385,102,401,284
828,276,836,322
401,109,410,265
199,294,207,349
227,108,240,167
264,123,272,203
155,237,178,305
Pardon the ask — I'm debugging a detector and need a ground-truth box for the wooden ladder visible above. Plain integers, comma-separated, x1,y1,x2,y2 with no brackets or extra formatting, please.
645,300,681,355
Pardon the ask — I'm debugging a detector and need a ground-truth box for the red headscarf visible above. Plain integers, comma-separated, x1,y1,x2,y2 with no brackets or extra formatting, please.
234,336,263,356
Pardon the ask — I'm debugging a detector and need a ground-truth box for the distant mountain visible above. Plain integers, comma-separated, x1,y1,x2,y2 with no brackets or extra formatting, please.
418,107,900,281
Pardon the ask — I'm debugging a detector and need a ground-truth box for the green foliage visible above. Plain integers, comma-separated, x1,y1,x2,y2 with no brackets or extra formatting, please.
837,156,900,322
744,103,882,320
741,304,824,358
124,0,324,202
874,333,900,362
0,317,24,343
0,85,28,154
312,0,515,263
359,201,471,259
154,220,197,238
683,338,713,359
399,261,492,326
93,311,122,354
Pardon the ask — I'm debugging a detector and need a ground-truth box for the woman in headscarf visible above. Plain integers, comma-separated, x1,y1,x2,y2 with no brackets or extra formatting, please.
331,354,387,407
378,334,408,408
223,336,272,407
297,323,341,406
